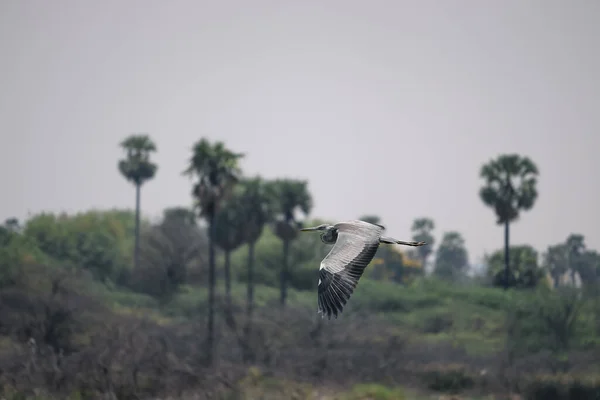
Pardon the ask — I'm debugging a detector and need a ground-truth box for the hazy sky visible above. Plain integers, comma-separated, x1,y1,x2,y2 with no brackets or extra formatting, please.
1,0,599,263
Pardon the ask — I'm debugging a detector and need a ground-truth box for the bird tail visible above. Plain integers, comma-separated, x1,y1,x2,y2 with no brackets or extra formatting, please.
380,236,427,247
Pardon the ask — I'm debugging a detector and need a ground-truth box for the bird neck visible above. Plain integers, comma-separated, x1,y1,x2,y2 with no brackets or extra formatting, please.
320,228,338,244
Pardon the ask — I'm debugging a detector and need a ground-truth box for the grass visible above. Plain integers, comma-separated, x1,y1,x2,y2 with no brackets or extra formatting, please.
96,277,536,357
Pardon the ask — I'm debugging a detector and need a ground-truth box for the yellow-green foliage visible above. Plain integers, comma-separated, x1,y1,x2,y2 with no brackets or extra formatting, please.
22,210,138,281
0,230,49,287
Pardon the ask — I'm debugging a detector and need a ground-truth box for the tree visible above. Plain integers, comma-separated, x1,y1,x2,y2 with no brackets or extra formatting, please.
358,215,382,225
118,134,158,271
479,154,539,290
134,207,205,300
183,138,243,366
268,179,313,306
543,244,569,288
22,211,133,282
411,218,435,270
487,245,544,289
163,207,198,226
433,231,469,280
565,234,586,285
578,249,600,284
213,195,245,310
236,177,274,361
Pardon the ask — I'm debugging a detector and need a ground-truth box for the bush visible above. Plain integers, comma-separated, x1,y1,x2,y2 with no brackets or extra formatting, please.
419,363,475,393
419,310,454,334
524,374,600,400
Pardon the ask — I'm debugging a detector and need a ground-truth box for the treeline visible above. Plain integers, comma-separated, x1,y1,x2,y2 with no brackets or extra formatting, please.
2,135,600,399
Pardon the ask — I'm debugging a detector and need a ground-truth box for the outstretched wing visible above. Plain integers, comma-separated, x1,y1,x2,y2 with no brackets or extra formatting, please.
317,221,383,319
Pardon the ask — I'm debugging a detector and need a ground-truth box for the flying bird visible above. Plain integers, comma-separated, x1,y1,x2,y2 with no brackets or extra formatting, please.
300,220,427,319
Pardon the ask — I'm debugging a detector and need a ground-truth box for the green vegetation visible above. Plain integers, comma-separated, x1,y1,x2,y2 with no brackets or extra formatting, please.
1,138,599,399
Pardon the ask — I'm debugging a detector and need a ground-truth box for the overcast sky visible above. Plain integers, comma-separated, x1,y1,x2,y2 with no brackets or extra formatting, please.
1,0,599,263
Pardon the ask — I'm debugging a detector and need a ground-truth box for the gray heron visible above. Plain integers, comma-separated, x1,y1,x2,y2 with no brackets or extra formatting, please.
300,220,427,319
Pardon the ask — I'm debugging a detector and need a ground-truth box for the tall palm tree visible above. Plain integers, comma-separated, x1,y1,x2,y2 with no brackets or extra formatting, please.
183,138,244,366
268,179,313,306
236,177,273,361
118,134,158,271
213,195,246,310
479,154,539,289
411,218,435,270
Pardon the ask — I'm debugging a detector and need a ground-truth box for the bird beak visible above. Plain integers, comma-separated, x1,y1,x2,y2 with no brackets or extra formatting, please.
300,227,318,232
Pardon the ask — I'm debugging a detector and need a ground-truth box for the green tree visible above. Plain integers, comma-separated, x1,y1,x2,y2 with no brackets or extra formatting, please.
565,234,586,285
579,249,600,284
183,138,243,366
163,207,198,226
213,195,246,310
433,231,469,280
543,244,569,288
479,154,539,290
235,177,274,361
118,134,158,271
411,217,435,270
4,218,21,233
358,215,382,225
487,245,544,289
135,207,205,300
22,211,134,281
268,179,313,306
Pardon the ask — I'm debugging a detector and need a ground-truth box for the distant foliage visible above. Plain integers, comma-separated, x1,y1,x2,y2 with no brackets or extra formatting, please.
486,245,545,289
22,210,136,282
543,234,600,288
433,231,469,280
358,214,382,226
0,225,48,287
368,246,424,284
131,208,207,299
411,217,435,269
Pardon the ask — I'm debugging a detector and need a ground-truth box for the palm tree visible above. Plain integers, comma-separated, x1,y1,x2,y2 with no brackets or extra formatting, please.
479,154,539,289
183,138,244,366
411,218,435,270
236,177,273,361
268,179,313,306
213,195,246,310
118,134,158,271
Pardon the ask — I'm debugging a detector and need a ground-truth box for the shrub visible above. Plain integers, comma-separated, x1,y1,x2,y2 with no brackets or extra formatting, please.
419,363,475,393
524,374,600,400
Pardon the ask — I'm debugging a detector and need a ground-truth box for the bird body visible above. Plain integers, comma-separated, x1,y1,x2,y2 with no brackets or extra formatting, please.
300,220,426,319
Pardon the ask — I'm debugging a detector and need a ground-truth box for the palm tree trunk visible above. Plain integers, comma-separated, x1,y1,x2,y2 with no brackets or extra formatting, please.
243,241,255,363
503,220,510,290
246,241,255,318
224,250,231,310
280,239,289,306
206,213,216,366
134,183,141,270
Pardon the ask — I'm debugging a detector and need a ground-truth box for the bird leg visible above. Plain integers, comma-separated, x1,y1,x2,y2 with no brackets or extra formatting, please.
379,236,426,247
